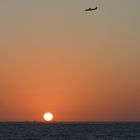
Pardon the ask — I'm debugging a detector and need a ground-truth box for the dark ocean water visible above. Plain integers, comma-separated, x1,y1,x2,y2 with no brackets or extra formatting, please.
0,122,140,140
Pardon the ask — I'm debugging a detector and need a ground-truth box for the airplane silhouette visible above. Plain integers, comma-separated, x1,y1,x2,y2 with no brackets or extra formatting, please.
85,7,98,11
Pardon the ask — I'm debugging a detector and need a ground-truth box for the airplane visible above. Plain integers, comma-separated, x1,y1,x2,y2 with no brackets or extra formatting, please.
85,7,98,11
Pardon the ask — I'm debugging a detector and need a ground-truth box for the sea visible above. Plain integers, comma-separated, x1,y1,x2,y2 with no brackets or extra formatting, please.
0,122,140,140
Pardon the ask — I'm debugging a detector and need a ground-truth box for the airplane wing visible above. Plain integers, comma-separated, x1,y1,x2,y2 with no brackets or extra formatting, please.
85,9,90,11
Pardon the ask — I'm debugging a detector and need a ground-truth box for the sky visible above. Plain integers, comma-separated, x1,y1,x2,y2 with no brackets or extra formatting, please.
0,0,140,121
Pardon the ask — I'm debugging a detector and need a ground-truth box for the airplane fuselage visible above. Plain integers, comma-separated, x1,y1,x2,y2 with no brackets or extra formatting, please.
85,7,98,11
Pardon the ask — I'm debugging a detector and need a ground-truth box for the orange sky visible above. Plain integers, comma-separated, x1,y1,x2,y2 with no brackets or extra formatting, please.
0,0,140,121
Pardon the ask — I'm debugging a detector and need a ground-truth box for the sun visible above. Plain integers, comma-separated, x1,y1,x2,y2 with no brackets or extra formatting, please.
43,112,54,122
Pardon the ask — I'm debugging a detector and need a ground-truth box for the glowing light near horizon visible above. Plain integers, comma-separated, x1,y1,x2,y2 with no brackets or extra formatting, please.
43,112,53,121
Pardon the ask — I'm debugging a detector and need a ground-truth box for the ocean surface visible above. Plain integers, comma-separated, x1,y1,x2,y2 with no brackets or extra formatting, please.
0,122,140,140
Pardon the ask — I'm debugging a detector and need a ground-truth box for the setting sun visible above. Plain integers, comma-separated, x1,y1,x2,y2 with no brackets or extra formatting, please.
43,112,54,122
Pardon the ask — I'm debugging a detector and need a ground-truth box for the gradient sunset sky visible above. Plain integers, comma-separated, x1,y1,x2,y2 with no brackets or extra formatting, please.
0,0,140,121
